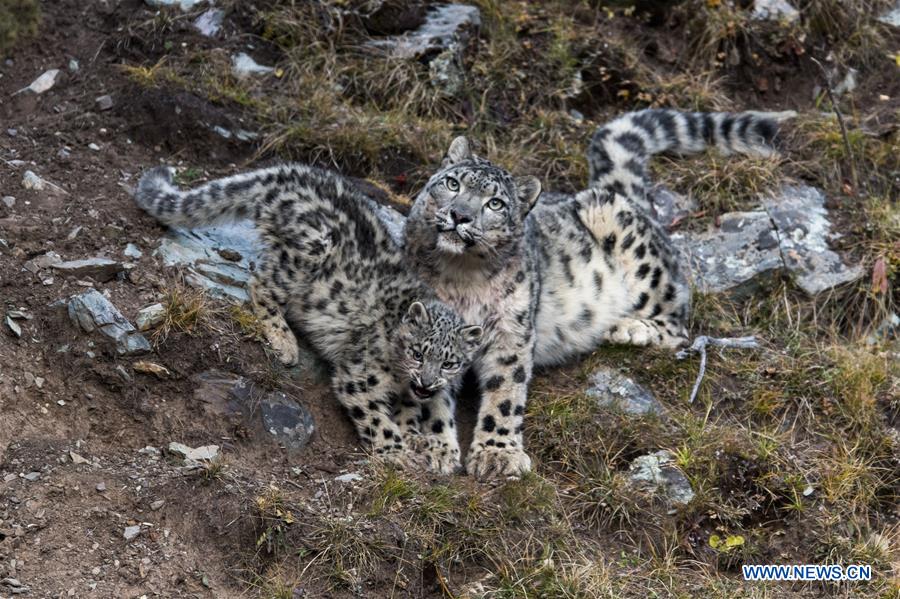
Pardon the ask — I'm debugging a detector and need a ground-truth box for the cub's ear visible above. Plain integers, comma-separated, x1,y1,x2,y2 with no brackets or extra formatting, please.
459,324,484,350
442,136,472,167
515,175,542,210
404,301,431,326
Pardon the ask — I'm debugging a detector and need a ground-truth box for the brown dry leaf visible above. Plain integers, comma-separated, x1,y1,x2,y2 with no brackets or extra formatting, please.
871,256,888,295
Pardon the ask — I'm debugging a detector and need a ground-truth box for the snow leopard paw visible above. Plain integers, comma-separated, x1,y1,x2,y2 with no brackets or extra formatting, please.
265,327,300,366
466,443,532,480
374,444,430,472
604,318,661,347
408,434,461,475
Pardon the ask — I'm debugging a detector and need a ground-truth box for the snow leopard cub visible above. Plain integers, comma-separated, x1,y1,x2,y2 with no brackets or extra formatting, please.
134,165,483,473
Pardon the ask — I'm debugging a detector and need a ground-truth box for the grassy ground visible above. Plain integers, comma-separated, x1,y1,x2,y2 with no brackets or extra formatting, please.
118,0,900,596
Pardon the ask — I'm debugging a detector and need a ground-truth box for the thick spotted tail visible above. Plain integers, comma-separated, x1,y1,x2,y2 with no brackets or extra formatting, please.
587,109,796,208
134,165,299,227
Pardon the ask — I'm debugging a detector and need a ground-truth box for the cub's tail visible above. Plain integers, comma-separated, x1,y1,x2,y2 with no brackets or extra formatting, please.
587,108,796,195
134,165,303,228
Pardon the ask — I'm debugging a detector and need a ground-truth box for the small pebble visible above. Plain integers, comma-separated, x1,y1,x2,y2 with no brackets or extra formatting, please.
96,482,106,492
88,143,100,151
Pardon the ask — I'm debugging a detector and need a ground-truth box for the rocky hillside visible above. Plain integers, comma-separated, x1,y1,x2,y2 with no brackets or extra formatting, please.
0,0,898,597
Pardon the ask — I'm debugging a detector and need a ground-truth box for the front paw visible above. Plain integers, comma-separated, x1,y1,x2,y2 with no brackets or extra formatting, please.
466,442,532,480
408,435,461,475
266,328,299,365
373,444,429,472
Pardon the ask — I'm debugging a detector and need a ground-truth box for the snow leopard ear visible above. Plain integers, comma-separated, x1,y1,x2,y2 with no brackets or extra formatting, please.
442,136,472,167
515,175,542,210
404,301,431,327
459,325,483,350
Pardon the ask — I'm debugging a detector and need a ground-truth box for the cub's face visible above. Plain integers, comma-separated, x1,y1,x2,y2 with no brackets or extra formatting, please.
412,137,541,259
396,301,483,402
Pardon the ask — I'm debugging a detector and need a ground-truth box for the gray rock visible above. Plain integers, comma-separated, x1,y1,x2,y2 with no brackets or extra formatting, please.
67,289,151,355
752,0,798,21
193,370,318,448
194,8,225,36
14,69,60,95
586,368,665,416
23,471,40,482
672,185,863,298
650,186,695,228
124,243,143,259
261,392,316,450
335,473,363,484
231,53,274,78
22,170,67,194
68,59,79,73
95,482,106,492
5,316,21,338
123,525,141,541
150,499,165,510
627,450,694,506
1,196,14,208
866,312,899,345
95,94,114,111
135,303,165,331
879,1,900,26
6,128,15,137
51,257,124,282
367,4,480,59
168,442,219,463
23,251,62,274
144,0,204,9
429,45,465,96
156,221,261,301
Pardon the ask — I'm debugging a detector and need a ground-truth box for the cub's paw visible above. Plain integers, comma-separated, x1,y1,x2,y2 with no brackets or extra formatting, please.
265,327,300,366
373,444,430,472
466,443,532,480
408,435,461,475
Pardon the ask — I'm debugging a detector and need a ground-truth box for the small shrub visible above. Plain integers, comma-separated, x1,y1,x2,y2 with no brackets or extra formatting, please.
0,0,40,53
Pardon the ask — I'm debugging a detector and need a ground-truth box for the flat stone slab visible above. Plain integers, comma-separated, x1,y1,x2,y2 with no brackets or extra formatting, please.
586,367,665,416
144,0,205,10
879,1,900,26
51,257,124,282
67,289,151,355
261,391,316,450
628,450,695,506
672,185,863,297
155,203,406,301
156,221,261,301
192,370,316,450
366,4,480,59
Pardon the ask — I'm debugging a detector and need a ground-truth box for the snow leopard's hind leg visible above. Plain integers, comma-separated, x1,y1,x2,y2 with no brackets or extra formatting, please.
249,260,300,366
575,186,690,349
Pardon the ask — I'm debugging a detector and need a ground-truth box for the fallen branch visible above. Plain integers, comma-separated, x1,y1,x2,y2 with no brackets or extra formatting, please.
811,57,858,193
676,336,760,404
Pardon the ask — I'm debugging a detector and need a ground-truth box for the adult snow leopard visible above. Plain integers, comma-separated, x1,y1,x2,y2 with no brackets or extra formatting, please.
405,108,794,478
134,165,484,473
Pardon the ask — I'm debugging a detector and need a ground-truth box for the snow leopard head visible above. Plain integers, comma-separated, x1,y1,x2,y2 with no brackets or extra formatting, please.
407,137,541,263
396,300,483,401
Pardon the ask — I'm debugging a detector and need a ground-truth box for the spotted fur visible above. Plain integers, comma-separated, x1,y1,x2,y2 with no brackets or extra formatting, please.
404,109,794,477
134,165,483,473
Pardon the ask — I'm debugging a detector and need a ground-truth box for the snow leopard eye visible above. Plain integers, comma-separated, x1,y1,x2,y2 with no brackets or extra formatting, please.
445,177,460,192
486,198,505,211
441,360,459,370
410,349,423,362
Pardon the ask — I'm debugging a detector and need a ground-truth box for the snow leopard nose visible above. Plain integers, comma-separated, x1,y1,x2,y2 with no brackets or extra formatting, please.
450,209,472,225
